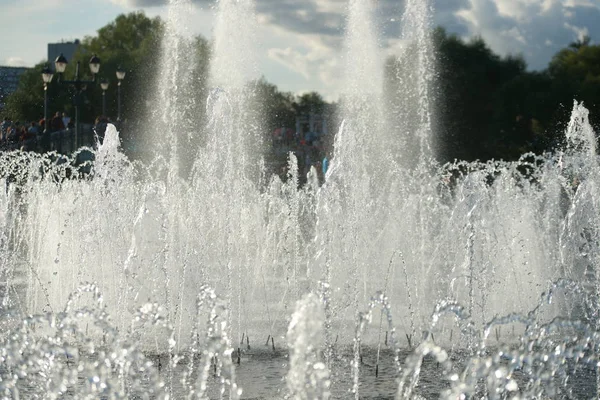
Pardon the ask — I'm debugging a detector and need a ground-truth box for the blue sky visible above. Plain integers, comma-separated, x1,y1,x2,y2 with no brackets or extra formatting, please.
1,0,599,99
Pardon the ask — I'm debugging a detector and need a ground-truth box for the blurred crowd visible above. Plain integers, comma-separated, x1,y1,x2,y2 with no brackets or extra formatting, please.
0,112,74,152
0,113,111,153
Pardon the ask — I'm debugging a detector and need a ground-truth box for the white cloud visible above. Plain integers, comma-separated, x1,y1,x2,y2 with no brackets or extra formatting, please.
3,57,28,67
456,0,600,68
268,47,311,80
263,26,343,96
502,26,526,44
230,0,600,93
0,0,126,67
564,23,590,41
1,0,599,97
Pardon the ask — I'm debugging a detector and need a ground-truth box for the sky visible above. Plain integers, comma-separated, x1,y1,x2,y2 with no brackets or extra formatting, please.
1,0,599,100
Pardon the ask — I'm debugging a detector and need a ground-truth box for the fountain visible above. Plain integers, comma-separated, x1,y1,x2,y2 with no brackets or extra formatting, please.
0,0,599,398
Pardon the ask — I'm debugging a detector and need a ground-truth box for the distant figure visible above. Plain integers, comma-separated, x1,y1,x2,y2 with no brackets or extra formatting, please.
51,112,65,132
62,113,71,128
40,129,51,153
27,121,39,136
93,116,109,148
21,123,37,151
322,156,329,175
1,117,11,140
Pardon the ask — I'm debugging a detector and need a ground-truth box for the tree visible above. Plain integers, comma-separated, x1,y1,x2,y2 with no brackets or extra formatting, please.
68,12,165,146
293,92,327,116
569,35,592,50
432,29,530,162
249,79,336,179
547,39,600,130
4,64,72,124
252,77,296,132
5,12,213,156
5,13,164,128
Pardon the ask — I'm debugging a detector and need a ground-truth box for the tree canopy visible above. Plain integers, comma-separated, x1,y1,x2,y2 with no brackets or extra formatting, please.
4,14,600,165
429,28,600,162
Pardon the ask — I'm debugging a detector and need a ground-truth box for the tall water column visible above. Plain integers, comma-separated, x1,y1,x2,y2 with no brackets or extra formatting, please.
314,0,390,345
385,0,436,168
193,0,264,344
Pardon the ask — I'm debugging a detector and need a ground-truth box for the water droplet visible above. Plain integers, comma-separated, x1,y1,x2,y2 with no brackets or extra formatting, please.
506,379,518,392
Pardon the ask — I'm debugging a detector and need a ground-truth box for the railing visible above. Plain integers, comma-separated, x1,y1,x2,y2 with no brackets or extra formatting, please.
1,125,95,154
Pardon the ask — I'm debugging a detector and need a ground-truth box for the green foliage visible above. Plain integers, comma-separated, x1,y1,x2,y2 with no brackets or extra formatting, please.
4,64,45,123
251,78,330,132
251,77,336,178
433,28,529,161
4,62,72,125
424,28,599,162
68,12,165,134
5,13,165,129
252,77,296,131
294,92,327,116
4,12,214,153
548,39,600,122
7,13,599,163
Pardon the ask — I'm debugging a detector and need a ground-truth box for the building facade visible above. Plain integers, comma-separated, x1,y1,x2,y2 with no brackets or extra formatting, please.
48,40,80,71
0,66,28,112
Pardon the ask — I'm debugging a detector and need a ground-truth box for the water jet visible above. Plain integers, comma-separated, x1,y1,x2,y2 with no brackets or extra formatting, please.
0,0,598,398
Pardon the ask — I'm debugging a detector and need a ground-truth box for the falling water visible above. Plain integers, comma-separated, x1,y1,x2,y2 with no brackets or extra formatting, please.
385,0,436,167
152,0,201,172
197,0,264,347
286,293,330,399
1,0,600,398
313,0,389,346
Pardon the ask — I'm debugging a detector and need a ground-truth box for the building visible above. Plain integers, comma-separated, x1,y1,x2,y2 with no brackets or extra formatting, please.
47,40,80,71
0,66,28,112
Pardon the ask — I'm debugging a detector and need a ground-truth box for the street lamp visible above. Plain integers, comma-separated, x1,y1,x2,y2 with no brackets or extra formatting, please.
100,79,109,117
116,66,126,122
55,54,67,74
41,65,54,135
53,52,101,148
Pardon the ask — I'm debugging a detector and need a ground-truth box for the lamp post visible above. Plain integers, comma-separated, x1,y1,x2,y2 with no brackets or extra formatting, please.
54,53,101,148
100,79,109,117
116,66,126,122
41,65,54,134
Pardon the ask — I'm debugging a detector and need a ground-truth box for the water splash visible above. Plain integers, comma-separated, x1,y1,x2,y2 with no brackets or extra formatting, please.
385,0,436,168
0,0,599,399
286,293,330,399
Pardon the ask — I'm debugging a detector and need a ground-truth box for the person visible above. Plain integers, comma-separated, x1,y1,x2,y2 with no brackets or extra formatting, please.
51,112,65,132
27,121,39,136
93,116,109,148
6,125,18,149
1,117,11,140
19,122,39,152
62,113,71,128
40,128,51,153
